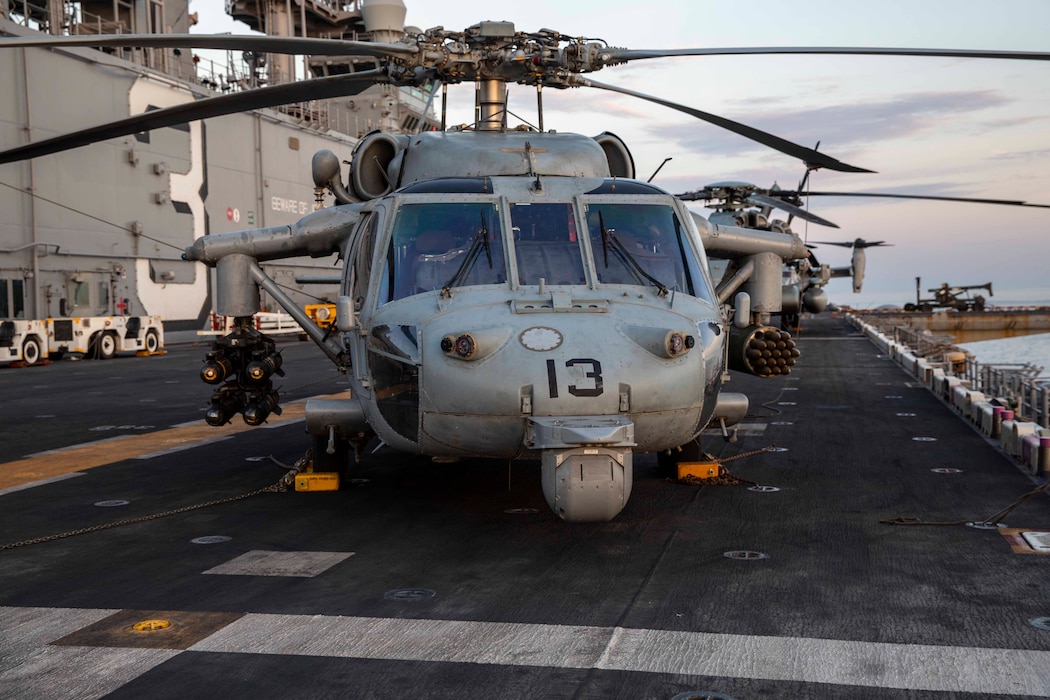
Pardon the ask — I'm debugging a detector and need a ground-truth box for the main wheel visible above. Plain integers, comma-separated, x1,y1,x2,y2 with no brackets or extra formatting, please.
657,438,704,476
311,435,353,485
96,332,117,359
22,337,42,366
144,329,160,354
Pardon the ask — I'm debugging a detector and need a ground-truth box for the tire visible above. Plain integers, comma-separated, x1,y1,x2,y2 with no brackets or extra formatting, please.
312,435,352,484
144,329,160,354
22,337,42,366
97,332,117,360
657,438,704,477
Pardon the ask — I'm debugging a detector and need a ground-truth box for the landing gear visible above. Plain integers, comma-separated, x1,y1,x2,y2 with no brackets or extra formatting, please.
657,437,703,476
310,430,376,487
311,435,352,483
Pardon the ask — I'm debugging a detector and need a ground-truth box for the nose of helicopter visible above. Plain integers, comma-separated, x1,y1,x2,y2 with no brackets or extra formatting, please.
416,305,710,458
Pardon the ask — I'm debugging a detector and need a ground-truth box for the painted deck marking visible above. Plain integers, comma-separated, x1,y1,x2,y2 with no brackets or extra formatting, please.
4,607,1050,696
0,394,344,491
193,613,1050,696
202,550,355,577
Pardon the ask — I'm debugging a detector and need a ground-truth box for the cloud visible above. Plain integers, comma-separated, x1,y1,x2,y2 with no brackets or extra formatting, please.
987,148,1050,161
978,114,1049,131
649,90,1012,159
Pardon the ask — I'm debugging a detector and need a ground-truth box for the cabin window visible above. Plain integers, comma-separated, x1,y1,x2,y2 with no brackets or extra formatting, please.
584,203,706,299
353,213,378,310
0,279,24,318
385,202,506,303
510,203,586,286
73,280,90,308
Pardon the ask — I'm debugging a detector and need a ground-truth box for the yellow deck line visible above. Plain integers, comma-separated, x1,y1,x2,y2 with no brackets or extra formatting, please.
0,393,345,491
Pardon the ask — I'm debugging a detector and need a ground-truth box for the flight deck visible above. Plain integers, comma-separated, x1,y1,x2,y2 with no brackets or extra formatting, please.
2,315,1050,699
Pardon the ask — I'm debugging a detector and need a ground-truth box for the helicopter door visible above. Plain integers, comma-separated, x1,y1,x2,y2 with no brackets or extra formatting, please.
343,212,379,384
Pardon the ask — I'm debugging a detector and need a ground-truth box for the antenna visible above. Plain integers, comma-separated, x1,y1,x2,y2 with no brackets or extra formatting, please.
648,157,672,183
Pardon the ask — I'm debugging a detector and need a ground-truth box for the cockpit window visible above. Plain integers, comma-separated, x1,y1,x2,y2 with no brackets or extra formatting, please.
584,203,704,298
510,202,586,286
385,202,506,302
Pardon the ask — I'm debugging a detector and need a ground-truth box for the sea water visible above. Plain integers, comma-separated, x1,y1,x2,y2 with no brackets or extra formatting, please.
957,332,1050,376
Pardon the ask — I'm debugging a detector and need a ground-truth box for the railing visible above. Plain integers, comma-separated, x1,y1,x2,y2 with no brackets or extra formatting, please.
859,316,1049,429
199,311,303,336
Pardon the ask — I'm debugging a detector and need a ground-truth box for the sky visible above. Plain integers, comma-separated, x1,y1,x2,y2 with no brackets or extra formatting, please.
191,0,1050,308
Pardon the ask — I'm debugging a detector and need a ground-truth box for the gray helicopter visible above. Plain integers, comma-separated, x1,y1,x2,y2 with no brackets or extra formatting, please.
679,179,1048,329
3,6,1049,521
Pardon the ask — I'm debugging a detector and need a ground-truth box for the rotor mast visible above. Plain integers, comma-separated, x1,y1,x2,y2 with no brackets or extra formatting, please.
477,79,508,130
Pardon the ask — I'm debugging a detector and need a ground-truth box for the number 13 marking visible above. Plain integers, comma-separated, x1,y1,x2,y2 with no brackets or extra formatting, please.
546,358,604,398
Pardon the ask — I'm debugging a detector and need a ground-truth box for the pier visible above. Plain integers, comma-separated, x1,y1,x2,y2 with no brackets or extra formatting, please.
850,307,1050,336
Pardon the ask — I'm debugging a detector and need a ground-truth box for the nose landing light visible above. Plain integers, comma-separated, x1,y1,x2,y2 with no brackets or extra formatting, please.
439,327,512,361
666,331,695,357
622,326,696,359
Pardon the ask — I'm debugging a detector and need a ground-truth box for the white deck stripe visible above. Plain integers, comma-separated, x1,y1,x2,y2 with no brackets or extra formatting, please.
4,606,1050,696
191,613,610,669
191,612,1050,696
600,627,1050,696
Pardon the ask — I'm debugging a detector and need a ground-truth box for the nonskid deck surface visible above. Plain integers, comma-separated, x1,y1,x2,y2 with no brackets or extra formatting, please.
2,317,1049,699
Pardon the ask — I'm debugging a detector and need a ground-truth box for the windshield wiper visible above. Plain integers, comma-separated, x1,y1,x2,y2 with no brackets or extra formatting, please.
441,211,492,297
598,211,669,296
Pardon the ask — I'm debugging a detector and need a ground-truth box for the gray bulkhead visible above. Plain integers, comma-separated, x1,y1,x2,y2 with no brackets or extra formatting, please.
0,22,356,328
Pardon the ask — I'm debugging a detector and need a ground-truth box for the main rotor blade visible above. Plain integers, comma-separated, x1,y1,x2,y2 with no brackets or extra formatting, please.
0,33,417,59
604,46,1050,63
776,190,1050,208
0,70,385,164
572,76,873,173
747,192,839,228
812,240,892,248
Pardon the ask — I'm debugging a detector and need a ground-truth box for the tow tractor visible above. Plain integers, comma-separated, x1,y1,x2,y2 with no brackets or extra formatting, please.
0,315,164,366
904,277,993,312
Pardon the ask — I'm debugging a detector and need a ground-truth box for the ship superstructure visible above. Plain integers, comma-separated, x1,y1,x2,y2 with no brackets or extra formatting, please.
0,0,436,331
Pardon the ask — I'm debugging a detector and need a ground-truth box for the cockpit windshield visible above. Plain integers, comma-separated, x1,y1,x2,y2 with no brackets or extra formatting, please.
510,203,586,286
584,202,706,299
381,198,713,305
386,202,506,303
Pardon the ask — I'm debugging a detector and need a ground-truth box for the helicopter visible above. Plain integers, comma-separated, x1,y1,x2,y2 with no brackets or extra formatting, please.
678,178,1048,329
809,238,892,294
2,3,1049,521
678,177,841,330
